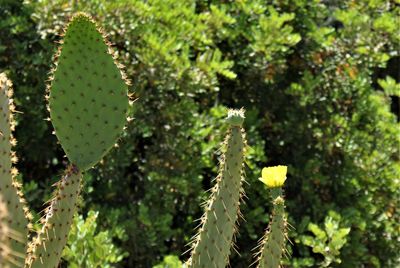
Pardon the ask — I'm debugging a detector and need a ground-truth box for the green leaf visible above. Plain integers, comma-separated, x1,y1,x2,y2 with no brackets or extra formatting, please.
378,76,400,97
308,223,327,241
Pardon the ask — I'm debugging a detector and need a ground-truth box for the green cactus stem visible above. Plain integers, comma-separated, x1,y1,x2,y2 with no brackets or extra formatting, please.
0,73,31,268
48,12,129,171
255,187,288,268
25,166,82,268
187,109,247,268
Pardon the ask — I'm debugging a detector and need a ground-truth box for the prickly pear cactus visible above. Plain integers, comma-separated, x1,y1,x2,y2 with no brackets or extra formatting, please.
48,12,129,171
187,109,247,268
0,195,8,263
25,12,130,268
0,194,13,268
0,193,24,268
255,166,288,268
0,73,30,268
25,167,82,268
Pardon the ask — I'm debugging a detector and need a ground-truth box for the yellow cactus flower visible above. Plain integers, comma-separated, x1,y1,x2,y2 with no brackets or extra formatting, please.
259,165,288,188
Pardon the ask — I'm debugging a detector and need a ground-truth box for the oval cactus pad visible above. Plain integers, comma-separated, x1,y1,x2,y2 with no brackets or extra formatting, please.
49,13,129,171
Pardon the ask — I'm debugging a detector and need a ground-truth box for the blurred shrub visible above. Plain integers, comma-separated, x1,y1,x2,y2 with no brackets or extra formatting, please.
297,211,351,267
153,255,182,268
62,211,128,268
1,0,399,267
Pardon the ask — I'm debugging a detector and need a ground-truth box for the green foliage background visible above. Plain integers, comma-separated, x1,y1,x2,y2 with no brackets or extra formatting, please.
0,0,399,267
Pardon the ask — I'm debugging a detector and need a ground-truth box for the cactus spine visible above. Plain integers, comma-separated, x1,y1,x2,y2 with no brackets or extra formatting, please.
187,109,247,268
255,166,288,268
0,74,31,268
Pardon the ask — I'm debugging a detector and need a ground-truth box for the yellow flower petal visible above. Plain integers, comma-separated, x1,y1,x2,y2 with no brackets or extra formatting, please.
259,165,287,188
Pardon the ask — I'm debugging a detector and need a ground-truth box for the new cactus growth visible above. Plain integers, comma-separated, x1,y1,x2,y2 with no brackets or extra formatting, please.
187,109,247,268
255,166,289,268
0,11,129,268
0,74,31,268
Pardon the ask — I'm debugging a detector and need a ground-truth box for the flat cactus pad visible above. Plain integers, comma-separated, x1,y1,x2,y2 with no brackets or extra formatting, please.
49,13,129,171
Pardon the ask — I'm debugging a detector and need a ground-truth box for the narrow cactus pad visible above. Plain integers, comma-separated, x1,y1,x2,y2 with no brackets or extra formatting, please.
26,167,82,268
0,74,30,268
255,188,287,268
48,13,129,171
187,109,247,268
